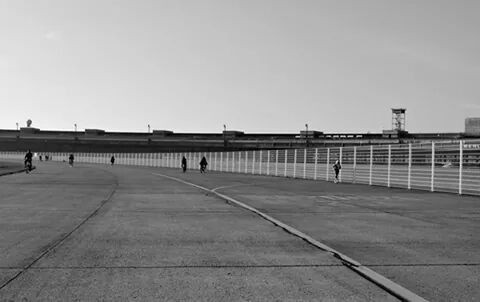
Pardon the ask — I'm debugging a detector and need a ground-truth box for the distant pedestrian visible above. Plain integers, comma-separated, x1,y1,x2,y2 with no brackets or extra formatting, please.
69,154,74,167
181,156,187,172
39,155,43,161
110,155,115,165
333,159,341,183
199,156,208,173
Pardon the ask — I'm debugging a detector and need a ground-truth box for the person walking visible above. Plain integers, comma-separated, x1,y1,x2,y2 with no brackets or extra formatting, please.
181,156,187,172
333,159,341,183
110,155,115,165
69,154,74,167
199,156,208,173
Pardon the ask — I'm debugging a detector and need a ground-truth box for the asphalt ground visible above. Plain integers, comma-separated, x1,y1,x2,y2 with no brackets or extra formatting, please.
0,161,478,301
0,161,25,176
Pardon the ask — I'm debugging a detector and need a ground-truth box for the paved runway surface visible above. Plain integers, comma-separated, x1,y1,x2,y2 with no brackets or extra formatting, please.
0,161,479,301
0,161,25,176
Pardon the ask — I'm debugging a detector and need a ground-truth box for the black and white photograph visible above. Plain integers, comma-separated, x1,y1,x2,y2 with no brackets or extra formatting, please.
1,0,479,301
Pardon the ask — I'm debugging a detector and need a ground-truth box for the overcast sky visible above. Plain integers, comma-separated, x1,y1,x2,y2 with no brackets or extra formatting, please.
1,0,479,133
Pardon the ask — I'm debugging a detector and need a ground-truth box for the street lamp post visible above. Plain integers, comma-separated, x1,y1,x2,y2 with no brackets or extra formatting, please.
305,123,309,147
16,123,19,131
148,124,151,133
223,124,227,148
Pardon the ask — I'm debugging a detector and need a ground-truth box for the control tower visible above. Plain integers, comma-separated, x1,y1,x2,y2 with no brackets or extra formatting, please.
382,108,407,138
391,108,406,131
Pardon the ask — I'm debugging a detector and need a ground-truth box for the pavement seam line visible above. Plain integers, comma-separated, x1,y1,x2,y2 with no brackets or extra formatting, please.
3,263,479,270
1,264,345,270
152,172,429,302
0,175,119,292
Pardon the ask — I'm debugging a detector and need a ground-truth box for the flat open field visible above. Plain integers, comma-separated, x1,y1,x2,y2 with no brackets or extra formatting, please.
0,161,479,301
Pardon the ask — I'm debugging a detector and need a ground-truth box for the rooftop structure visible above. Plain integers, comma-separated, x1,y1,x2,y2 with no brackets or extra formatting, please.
0,126,473,153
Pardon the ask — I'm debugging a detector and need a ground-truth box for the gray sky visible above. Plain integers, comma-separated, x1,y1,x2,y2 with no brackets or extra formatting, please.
1,0,479,133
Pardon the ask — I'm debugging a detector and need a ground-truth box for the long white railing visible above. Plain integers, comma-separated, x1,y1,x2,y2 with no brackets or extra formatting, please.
1,140,479,195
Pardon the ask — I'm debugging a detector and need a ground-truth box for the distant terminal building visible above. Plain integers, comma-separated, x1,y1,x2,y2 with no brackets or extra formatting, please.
465,118,480,136
0,125,477,153
1,110,478,152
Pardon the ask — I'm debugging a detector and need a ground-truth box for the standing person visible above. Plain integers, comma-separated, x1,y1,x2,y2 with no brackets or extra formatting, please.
24,149,33,172
333,159,341,183
110,155,115,165
199,156,208,173
69,154,74,167
181,156,187,172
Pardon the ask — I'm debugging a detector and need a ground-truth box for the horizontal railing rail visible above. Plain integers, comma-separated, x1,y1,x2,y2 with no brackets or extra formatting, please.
1,140,479,196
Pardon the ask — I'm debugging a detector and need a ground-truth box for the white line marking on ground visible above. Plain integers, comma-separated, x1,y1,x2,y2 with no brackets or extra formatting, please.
152,172,428,302
212,183,256,192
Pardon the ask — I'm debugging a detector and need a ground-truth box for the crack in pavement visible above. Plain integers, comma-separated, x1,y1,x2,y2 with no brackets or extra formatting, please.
0,264,344,270
0,169,119,291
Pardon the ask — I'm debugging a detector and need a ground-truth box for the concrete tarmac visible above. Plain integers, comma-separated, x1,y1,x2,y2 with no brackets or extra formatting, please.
0,162,399,301
157,166,480,301
0,161,25,176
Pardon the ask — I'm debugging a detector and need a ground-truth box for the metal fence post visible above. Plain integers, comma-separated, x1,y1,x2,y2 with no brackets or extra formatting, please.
353,146,357,183
326,148,330,181
259,150,263,174
369,145,373,185
408,143,412,189
226,152,229,172
314,148,318,180
303,149,307,179
459,140,463,195
275,150,279,176
238,151,241,173
387,145,391,187
245,151,248,174
267,150,270,175
234,151,237,173
220,152,223,172
284,149,288,177
339,147,343,182
252,151,256,174
431,142,435,192
214,152,217,171
293,149,297,178
208,152,212,171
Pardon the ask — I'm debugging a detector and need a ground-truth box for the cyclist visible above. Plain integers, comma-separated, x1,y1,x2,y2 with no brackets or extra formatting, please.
24,149,33,172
